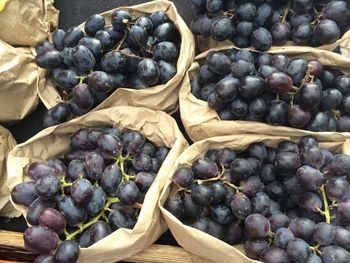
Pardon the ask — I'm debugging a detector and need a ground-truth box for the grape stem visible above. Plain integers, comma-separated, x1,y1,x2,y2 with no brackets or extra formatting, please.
115,30,128,51
310,244,322,255
65,197,120,240
318,184,331,224
281,1,291,23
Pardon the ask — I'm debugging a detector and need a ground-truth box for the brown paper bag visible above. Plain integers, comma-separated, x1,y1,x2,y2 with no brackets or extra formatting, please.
0,0,58,47
197,28,350,53
7,106,188,262
0,125,16,217
38,0,195,115
0,40,45,123
159,134,350,263
180,44,350,142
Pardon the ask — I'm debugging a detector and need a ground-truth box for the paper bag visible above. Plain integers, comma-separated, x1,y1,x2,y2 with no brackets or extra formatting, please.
7,106,188,262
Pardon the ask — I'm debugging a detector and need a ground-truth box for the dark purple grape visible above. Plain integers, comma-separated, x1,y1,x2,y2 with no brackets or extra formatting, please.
244,239,269,260
296,83,321,110
97,132,122,156
230,158,255,180
39,208,66,235
35,175,60,199
239,76,264,99
157,60,176,84
251,192,271,216
135,172,155,192
314,19,340,45
334,227,350,252
265,72,293,94
207,218,225,240
90,221,112,244
231,193,252,220
274,227,294,248
191,184,213,206
55,240,79,263
272,22,291,45
326,176,350,202
192,157,218,180
67,159,86,180
58,196,87,227
298,192,323,212
52,29,65,51
35,51,62,69
211,205,234,225
35,41,55,56
172,167,194,188
117,180,140,205
11,181,37,206
87,71,113,93
231,60,256,79
327,154,350,177
240,176,262,197
322,1,350,24
24,226,59,254
85,152,105,180
34,254,56,263
182,194,203,219
254,3,273,27
210,16,235,41
313,222,336,246
337,116,350,132
224,222,242,245
321,245,350,263
251,27,272,52
292,23,312,45
207,51,231,75
265,100,288,126
269,213,290,232
211,181,227,205
63,27,84,47
237,21,253,38
85,186,106,216
289,217,315,242
164,196,184,220
288,105,311,128
214,77,239,103
132,153,153,172
236,3,257,21
108,207,136,230
296,165,324,191
111,10,131,30
72,84,94,109
70,178,93,204
290,13,313,27
245,213,270,239
287,238,310,262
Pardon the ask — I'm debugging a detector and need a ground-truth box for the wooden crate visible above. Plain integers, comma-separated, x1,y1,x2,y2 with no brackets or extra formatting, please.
0,230,213,263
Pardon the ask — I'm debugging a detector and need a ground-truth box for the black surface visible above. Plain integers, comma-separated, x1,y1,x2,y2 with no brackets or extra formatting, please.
1,0,195,247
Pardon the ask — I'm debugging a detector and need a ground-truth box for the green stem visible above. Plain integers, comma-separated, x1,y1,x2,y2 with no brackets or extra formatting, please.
282,1,291,22
310,244,322,255
195,165,225,185
65,198,120,240
224,181,242,192
319,185,331,224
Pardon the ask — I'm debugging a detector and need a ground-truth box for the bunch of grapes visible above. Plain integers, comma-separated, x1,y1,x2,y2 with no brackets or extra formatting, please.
35,10,180,127
165,136,350,263
190,0,350,51
11,127,170,263
191,48,350,132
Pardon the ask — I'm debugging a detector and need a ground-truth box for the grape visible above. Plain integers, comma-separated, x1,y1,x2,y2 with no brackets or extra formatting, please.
171,168,194,187
334,227,350,252
237,3,257,21
326,177,350,202
322,1,350,23
321,245,350,263
90,221,112,243
135,172,155,192
87,71,113,93
271,22,291,45
288,105,311,128
206,0,223,13
237,22,253,38
254,3,273,27
111,10,131,30
24,226,59,254
117,180,140,205
230,158,255,179
336,76,350,96
207,51,231,75
71,45,96,72
265,72,293,94
39,208,66,234
300,146,324,169
308,60,323,77
211,205,234,225
135,16,154,34
292,23,312,45
154,22,180,43
306,254,322,263
251,27,272,51
70,129,94,150
67,159,87,180
183,194,203,219
338,199,350,220
132,153,153,172
269,213,290,232
35,175,60,199
266,100,288,125
191,184,213,206
296,83,321,110
85,152,105,180
72,84,94,109
35,41,55,56
98,132,122,156
55,240,80,263
260,246,290,263
211,181,227,205
207,218,225,240
314,19,340,45
58,196,87,227
155,146,169,163
298,192,323,213
210,17,235,41
286,238,310,262
85,186,106,216
36,51,63,69
239,76,264,99
230,98,248,118
292,0,313,13
11,181,37,206
95,30,114,49
79,228,92,248
191,217,209,232
245,213,270,238
63,27,84,47
192,157,218,179
214,77,239,103
296,165,324,191
223,222,242,245
231,60,256,79
122,131,146,155
252,192,271,216
85,14,105,36
290,13,313,27
70,178,93,204
274,227,294,248
244,239,269,260
327,154,350,177
158,60,177,84
313,222,336,246
289,217,315,242
78,36,104,60
34,254,56,263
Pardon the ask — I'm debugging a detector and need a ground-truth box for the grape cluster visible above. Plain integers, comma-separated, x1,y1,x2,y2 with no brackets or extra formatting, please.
11,127,169,263
35,11,180,127
165,136,350,263
190,0,350,51
191,48,350,132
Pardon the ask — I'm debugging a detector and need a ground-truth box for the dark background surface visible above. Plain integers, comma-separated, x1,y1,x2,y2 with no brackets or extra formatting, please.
1,0,195,247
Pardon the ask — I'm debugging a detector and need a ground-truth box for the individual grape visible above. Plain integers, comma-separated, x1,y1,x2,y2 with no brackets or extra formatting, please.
150,11,169,28
51,29,65,51
306,254,322,263
290,13,313,27
85,186,106,216
244,239,269,260
117,180,140,205
58,196,87,227
191,217,209,233
35,41,55,55
154,22,180,43
321,245,350,263
214,77,239,103
191,184,213,206
70,178,93,204
207,218,225,240
67,159,86,180
132,153,153,172
33,254,56,263
71,45,95,72
211,205,234,225
90,221,112,244
340,96,350,115
251,27,272,52
157,61,176,84
276,151,301,172
298,192,323,213
251,192,271,216
84,14,105,37
111,10,131,30
135,172,155,192
274,227,294,248
24,226,59,254
88,71,113,93
292,0,313,13
206,0,223,13
236,3,257,21
192,157,218,180
306,111,331,132
210,16,235,41
231,60,256,79
259,65,278,78
266,100,288,126
35,175,60,199
85,152,105,180
265,181,284,200
135,16,154,34
237,21,253,38
72,84,94,109
265,72,293,94
269,213,290,232
239,76,265,99
55,240,80,263
182,194,203,219
260,164,277,184
38,208,66,235
137,59,160,86
51,69,79,90
335,76,350,96
296,165,324,191
326,177,350,202
98,132,122,156
245,213,270,239
292,23,312,45
338,199,350,221
289,217,315,242
288,105,311,128
322,1,350,24
11,181,37,206
260,246,290,263
172,167,194,188
126,25,148,49
296,83,321,110
230,98,248,118
200,83,215,100
27,198,56,226
334,227,350,252
327,154,350,177
257,53,272,68
230,158,255,180
36,51,62,69
308,60,323,77
164,196,184,220
254,3,273,27
313,222,336,246
271,22,291,45
300,146,324,169
314,19,340,45
210,181,227,205
286,238,310,262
